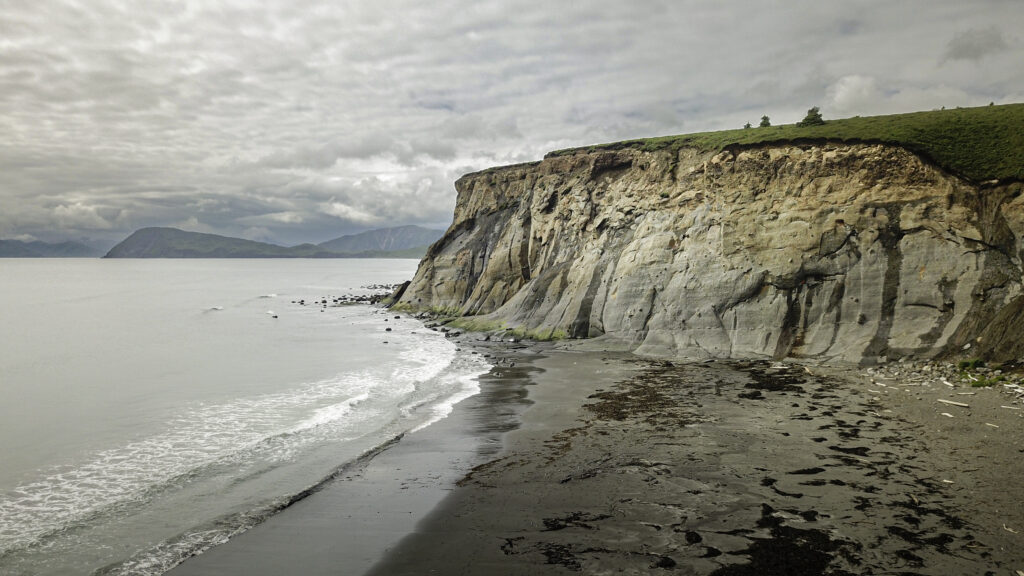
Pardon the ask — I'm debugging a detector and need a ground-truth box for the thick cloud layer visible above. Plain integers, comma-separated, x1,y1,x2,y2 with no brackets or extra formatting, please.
2,0,1022,247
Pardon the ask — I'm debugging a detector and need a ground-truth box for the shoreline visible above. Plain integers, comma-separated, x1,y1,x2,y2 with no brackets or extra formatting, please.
169,326,1024,575
167,335,550,576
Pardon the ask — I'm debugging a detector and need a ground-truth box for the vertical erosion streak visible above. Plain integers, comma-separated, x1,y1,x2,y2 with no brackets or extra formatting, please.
915,277,958,349
518,212,532,284
569,264,605,338
773,287,801,360
822,277,847,353
863,206,903,362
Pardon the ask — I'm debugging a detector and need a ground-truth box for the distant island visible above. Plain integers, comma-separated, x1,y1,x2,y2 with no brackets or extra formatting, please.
103,225,444,258
0,239,102,258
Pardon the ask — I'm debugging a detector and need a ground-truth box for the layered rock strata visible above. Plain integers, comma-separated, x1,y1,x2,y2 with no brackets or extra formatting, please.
398,143,1024,364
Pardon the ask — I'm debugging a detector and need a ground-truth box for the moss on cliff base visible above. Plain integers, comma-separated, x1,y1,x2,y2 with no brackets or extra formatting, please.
548,103,1024,183
445,316,568,341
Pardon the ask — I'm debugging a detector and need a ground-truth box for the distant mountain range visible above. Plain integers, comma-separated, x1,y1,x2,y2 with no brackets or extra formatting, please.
0,239,102,258
317,225,444,254
103,225,444,258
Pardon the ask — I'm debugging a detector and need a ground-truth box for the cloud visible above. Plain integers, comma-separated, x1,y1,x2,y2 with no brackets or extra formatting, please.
944,27,1008,62
1,1,1023,248
827,75,984,116
173,216,217,234
261,135,396,170
265,211,304,224
320,201,381,225
236,211,306,226
52,203,116,230
827,75,883,114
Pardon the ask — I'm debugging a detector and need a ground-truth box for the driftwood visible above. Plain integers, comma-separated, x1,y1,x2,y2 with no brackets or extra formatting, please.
936,398,969,408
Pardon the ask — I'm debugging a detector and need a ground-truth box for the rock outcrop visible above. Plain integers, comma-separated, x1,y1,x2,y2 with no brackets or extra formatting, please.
398,143,1024,364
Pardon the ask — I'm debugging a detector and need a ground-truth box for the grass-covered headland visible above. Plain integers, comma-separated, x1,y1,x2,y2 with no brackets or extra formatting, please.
548,103,1024,183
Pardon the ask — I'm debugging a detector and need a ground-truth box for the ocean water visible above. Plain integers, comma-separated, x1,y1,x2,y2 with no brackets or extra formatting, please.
0,259,489,575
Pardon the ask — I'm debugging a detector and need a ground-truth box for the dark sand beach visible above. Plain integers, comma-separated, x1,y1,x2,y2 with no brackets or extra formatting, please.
368,346,1024,575
173,339,1024,576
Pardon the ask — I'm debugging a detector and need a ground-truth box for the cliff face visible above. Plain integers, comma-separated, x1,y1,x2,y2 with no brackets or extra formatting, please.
399,143,1024,364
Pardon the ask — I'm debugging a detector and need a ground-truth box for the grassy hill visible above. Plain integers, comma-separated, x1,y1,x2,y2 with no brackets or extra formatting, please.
548,103,1024,183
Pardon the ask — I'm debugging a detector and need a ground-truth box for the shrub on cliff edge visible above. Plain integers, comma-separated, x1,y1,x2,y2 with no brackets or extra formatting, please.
797,106,826,127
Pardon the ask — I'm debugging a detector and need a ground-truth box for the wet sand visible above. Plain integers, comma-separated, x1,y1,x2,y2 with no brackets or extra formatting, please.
169,342,546,576
369,351,1024,575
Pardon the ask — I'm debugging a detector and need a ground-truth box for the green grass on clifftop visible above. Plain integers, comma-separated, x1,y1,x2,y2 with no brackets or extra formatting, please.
548,103,1024,183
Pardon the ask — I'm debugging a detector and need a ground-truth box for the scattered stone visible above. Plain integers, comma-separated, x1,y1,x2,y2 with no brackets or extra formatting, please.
865,359,1024,409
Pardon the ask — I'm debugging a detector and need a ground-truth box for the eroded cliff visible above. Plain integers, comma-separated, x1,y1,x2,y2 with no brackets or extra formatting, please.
398,143,1024,364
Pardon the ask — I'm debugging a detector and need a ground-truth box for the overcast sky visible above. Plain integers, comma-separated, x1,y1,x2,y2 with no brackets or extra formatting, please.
2,1,1022,248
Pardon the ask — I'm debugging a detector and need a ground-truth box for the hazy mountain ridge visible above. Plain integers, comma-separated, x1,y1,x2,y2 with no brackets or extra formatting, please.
0,239,102,258
103,226,443,258
317,225,445,253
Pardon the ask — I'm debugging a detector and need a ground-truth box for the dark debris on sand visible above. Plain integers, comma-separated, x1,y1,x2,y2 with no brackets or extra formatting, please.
471,361,1009,575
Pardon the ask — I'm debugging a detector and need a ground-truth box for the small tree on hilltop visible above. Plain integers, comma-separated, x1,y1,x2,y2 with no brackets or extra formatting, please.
797,106,825,127
759,115,771,127
744,122,752,129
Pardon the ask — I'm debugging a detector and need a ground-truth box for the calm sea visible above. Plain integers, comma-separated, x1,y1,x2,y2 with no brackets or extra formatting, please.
0,259,489,575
